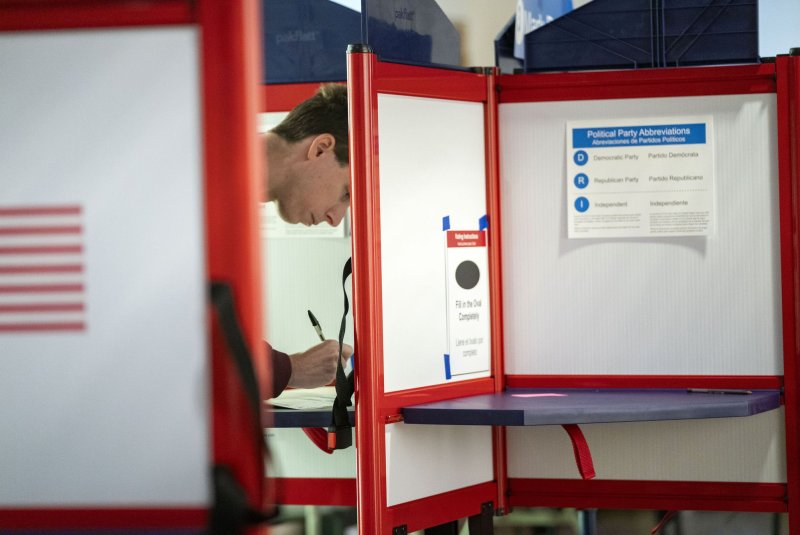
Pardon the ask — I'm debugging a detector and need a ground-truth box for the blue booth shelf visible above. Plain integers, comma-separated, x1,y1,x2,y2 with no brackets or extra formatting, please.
523,0,759,72
264,389,780,428
401,388,781,426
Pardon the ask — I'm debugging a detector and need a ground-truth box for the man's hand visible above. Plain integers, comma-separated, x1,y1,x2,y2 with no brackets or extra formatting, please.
287,340,354,389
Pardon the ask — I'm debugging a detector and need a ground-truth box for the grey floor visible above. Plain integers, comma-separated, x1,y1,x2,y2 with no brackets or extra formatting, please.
268,507,789,535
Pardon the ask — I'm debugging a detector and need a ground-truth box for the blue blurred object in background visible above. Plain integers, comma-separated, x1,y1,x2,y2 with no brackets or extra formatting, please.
513,0,573,60
262,0,461,84
522,0,759,72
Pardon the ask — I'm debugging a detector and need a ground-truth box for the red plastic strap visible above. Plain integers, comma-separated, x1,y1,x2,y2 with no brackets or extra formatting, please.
301,427,334,455
651,510,678,534
561,424,596,480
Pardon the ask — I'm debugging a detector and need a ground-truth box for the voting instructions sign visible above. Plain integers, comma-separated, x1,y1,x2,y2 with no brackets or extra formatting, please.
566,116,715,239
444,230,490,379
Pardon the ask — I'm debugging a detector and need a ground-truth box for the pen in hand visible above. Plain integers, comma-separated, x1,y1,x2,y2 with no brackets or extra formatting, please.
307,309,326,342
309,309,354,372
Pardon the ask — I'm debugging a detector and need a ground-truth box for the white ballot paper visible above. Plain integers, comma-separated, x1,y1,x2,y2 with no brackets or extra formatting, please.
266,386,337,410
566,116,715,239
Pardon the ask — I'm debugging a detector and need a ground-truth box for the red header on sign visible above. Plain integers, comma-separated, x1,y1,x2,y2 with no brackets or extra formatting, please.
447,230,486,248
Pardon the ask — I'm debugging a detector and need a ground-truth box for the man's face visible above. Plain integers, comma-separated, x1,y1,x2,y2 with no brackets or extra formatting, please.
275,134,351,227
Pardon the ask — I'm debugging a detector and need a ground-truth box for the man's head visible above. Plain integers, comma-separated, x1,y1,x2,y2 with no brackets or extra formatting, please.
267,83,350,227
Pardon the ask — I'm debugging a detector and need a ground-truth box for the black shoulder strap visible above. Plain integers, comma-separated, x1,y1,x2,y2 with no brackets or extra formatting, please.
328,258,354,449
209,282,277,533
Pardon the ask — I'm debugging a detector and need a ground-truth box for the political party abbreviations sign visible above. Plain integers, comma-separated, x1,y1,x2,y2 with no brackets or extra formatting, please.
566,116,714,238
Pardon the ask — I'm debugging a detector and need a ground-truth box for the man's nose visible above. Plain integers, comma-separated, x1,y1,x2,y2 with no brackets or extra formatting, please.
326,203,347,226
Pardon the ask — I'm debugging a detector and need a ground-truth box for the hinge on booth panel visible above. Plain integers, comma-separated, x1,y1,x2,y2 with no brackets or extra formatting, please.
469,66,495,75
393,525,408,535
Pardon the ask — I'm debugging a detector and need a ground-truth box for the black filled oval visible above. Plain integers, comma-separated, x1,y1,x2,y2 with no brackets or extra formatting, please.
455,260,480,290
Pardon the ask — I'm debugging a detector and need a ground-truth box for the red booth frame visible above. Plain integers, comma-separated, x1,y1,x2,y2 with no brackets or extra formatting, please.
0,0,267,531
346,50,800,534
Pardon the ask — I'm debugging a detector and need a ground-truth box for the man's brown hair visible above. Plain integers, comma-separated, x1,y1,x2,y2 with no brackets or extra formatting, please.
270,83,349,165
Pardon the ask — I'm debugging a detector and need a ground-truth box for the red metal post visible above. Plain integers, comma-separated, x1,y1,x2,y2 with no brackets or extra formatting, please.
484,67,509,517
347,46,389,534
200,0,268,521
776,52,800,535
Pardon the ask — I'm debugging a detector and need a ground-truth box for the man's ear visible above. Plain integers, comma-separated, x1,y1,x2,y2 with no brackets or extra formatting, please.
307,133,336,160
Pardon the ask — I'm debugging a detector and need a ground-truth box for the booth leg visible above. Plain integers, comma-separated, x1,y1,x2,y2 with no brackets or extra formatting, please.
579,509,598,535
467,502,494,534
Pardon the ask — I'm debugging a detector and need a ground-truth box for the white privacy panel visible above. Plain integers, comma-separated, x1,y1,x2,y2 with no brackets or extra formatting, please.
385,423,493,506
0,28,208,505
378,94,490,392
508,409,786,482
266,428,356,478
262,238,354,354
499,94,781,375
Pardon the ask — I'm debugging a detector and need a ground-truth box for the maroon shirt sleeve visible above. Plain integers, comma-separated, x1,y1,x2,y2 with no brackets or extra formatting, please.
266,342,292,397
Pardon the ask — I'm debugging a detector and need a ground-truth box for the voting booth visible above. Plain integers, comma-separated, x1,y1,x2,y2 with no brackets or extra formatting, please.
0,1,267,532
346,47,800,533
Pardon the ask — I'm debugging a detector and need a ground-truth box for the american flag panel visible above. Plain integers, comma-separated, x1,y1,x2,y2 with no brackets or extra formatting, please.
0,205,86,333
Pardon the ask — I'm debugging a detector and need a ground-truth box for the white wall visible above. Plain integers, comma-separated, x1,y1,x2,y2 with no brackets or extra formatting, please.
760,0,800,57
436,0,517,66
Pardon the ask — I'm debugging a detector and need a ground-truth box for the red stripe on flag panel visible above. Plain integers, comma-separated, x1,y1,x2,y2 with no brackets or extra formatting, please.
0,245,82,254
0,303,84,313
0,284,83,293
0,225,81,235
0,205,86,334
0,264,83,274
0,323,85,332
0,206,81,217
